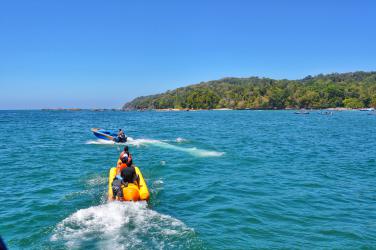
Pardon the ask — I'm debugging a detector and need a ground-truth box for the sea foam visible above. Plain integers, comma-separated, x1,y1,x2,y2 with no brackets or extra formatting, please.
51,201,195,249
127,137,224,157
86,139,116,145
86,137,224,157
176,137,187,143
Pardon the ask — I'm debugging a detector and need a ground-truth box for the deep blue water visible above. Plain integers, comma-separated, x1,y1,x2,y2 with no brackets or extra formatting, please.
0,110,376,249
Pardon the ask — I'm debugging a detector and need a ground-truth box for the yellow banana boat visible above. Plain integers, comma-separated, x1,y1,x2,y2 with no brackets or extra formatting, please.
108,165,150,202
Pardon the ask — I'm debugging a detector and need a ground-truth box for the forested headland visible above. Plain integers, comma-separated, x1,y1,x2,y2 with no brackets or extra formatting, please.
122,71,376,110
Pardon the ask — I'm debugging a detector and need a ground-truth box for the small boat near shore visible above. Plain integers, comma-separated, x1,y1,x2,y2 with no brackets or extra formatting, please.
108,165,150,202
294,109,309,114
359,108,375,111
91,128,127,142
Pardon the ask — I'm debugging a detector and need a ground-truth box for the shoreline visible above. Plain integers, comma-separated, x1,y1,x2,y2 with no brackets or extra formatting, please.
41,108,122,112
37,107,376,112
126,107,375,112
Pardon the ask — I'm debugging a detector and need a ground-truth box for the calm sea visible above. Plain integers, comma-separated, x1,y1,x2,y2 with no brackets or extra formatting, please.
0,110,375,249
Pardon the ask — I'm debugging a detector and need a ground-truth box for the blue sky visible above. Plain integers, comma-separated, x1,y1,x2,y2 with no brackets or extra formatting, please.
1,0,375,109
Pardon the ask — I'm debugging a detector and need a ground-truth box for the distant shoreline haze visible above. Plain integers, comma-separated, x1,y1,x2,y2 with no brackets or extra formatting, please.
122,71,376,110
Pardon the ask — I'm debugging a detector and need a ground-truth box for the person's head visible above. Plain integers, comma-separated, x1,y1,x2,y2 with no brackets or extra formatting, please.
121,153,128,164
123,146,129,153
119,129,122,132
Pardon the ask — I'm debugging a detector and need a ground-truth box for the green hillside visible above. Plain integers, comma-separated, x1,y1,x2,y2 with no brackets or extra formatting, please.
123,71,376,110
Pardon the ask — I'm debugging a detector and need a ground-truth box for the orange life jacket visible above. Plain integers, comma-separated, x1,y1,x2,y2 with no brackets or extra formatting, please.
118,163,128,172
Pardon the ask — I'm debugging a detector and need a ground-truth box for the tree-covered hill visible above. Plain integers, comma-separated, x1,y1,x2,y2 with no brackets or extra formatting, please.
122,71,376,110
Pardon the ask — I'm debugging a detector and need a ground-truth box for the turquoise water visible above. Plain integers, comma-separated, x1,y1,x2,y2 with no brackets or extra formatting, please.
1,110,376,249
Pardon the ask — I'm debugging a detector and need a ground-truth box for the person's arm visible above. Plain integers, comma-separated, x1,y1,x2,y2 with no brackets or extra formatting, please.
116,163,121,175
115,167,124,181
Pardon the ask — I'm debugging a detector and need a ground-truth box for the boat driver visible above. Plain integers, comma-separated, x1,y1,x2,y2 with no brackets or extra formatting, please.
116,129,127,142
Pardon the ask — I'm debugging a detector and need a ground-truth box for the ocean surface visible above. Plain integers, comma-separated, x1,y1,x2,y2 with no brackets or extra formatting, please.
0,110,376,249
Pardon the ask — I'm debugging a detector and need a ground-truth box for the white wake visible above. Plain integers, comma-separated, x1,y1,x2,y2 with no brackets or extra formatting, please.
51,202,196,249
86,137,224,157
127,137,224,157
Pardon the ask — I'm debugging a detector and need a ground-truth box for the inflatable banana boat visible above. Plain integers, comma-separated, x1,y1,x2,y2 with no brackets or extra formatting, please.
108,165,150,202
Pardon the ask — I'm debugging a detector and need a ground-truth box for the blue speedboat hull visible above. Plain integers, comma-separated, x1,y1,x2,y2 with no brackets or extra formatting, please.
91,128,117,141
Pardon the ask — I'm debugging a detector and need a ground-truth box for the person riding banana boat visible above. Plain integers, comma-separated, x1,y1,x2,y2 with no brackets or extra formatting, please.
111,153,139,200
119,146,132,166
108,145,149,201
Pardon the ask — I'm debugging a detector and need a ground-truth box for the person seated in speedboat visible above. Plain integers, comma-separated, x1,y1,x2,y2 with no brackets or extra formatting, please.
114,129,127,142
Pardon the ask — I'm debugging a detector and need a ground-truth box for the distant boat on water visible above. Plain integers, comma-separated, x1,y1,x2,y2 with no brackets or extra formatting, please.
320,111,333,115
359,108,375,111
294,109,309,114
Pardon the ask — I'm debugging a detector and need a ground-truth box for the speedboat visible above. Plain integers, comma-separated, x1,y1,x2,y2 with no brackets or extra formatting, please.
108,163,150,202
91,128,127,142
